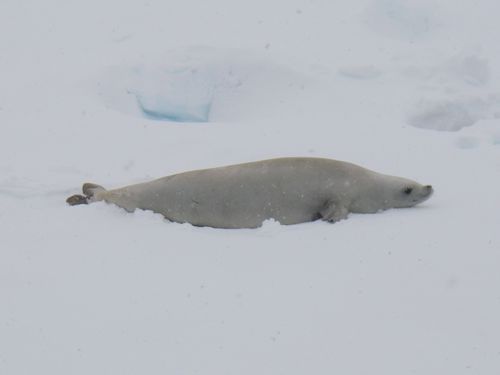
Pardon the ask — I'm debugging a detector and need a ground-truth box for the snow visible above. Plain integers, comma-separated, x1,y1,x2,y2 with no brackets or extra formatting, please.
1,0,500,374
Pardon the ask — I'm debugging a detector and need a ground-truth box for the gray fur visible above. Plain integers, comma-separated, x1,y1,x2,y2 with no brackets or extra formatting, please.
67,157,433,228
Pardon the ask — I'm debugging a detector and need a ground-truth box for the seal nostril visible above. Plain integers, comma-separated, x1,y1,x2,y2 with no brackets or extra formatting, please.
425,185,433,190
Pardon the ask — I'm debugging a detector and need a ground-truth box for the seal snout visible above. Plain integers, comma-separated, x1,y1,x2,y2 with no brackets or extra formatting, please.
420,185,434,202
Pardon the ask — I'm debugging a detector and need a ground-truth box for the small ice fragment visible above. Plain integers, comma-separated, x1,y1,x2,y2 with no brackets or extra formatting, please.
136,94,211,122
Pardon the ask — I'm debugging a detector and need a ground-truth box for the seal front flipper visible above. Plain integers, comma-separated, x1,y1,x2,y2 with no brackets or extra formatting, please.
319,200,349,223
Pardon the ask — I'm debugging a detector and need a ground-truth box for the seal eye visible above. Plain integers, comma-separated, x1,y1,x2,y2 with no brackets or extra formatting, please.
403,187,413,195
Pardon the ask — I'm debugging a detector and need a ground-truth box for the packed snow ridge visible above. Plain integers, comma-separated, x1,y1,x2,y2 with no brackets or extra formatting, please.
406,54,499,131
100,48,307,123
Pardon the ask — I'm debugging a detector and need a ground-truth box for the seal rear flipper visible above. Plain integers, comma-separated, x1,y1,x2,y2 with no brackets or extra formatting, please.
82,183,106,198
66,194,88,206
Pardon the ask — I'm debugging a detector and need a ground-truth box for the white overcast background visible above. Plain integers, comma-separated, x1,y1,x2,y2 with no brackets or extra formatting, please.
1,1,500,374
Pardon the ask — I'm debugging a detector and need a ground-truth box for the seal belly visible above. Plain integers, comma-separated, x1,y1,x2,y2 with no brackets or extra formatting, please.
125,165,325,228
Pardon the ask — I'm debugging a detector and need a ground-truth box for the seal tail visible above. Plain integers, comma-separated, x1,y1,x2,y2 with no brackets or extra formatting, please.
66,194,88,206
82,182,106,198
65,182,107,206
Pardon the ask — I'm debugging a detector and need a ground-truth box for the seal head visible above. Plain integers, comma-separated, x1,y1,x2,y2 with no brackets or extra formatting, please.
349,173,433,214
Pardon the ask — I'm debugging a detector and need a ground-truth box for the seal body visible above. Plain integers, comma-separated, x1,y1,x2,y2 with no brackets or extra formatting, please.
67,157,433,228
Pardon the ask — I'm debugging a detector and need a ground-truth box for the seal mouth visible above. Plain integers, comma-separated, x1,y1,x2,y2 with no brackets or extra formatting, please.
410,185,433,204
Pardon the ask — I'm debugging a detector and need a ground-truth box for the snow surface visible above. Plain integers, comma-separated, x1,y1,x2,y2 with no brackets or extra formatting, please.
1,0,500,374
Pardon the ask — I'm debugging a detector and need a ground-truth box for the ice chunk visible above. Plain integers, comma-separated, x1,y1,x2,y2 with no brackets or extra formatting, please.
135,93,212,122
98,47,307,123
133,67,215,122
